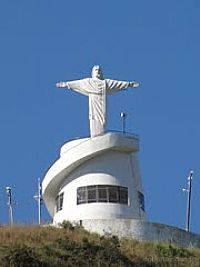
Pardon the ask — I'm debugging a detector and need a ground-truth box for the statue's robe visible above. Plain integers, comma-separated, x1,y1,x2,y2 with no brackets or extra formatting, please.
64,78,130,137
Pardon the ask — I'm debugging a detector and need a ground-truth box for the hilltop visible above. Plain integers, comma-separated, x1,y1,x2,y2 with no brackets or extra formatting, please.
0,222,200,267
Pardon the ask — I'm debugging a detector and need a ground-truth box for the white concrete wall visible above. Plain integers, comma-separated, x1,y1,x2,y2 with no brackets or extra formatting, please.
70,219,200,248
54,150,146,223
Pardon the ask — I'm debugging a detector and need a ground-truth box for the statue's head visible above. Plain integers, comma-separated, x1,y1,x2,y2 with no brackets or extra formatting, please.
91,65,103,79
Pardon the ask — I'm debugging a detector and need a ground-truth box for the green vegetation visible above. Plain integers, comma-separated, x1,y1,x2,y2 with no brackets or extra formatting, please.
0,221,200,266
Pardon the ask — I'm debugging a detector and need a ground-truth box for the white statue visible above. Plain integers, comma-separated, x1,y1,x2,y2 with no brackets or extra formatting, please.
56,65,139,138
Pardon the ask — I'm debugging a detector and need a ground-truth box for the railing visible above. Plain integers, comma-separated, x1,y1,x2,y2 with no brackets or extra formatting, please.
64,130,139,143
106,129,139,139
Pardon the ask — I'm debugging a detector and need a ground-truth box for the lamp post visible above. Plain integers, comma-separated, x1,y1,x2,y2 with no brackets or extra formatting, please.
34,178,43,225
182,170,193,232
6,187,13,227
120,112,127,134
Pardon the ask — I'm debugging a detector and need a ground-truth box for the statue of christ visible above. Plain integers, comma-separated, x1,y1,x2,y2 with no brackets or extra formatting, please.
56,65,139,138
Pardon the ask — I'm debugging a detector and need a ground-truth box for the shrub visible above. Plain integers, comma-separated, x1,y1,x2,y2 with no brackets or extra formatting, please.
2,245,46,267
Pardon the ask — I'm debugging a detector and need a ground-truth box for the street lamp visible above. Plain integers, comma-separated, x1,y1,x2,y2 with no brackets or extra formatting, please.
120,112,127,134
6,186,13,227
34,178,43,225
182,170,193,232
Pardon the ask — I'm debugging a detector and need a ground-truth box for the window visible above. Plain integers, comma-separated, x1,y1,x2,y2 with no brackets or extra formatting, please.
109,186,119,203
138,191,145,211
119,187,128,204
77,187,87,204
55,192,64,212
88,186,97,203
98,186,108,202
77,185,128,205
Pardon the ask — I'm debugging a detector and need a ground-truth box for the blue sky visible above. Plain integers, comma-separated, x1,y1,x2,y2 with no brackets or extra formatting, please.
0,0,200,233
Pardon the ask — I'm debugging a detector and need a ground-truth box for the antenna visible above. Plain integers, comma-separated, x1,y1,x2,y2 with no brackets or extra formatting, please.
120,112,127,134
6,186,13,227
182,170,193,232
34,178,43,225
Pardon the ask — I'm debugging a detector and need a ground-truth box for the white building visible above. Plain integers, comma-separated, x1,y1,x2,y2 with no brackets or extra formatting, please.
42,131,200,247
42,132,147,225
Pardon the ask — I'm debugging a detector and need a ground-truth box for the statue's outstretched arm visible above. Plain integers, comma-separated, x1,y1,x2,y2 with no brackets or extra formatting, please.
56,81,68,88
106,79,140,95
56,79,90,96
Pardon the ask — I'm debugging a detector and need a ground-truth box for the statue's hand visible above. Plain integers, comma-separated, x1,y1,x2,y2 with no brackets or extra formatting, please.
129,81,140,88
56,81,66,88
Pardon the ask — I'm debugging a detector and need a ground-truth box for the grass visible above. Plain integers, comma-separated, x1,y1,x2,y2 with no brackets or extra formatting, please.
0,221,200,266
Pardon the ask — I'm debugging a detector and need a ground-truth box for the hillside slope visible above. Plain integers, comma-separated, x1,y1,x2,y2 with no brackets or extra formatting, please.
0,222,200,267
